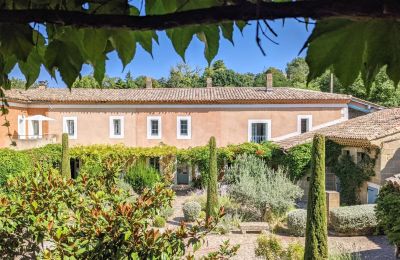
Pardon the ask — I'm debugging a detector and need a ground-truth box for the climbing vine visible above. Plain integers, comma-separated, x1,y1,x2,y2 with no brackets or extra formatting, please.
334,149,377,205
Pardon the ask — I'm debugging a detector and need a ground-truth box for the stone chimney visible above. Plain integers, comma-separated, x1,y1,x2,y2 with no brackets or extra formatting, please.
266,72,273,91
37,80,48,90
145,77,152,89
206,77,213,88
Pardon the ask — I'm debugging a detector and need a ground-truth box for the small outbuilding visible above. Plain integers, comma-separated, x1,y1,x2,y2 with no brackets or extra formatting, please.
277,108,400,204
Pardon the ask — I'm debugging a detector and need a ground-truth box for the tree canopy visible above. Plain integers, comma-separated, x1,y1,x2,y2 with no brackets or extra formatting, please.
0,0,398,92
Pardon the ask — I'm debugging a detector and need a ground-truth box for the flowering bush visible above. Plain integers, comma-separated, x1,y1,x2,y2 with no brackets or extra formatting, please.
329,204,377,235
287,209,307,236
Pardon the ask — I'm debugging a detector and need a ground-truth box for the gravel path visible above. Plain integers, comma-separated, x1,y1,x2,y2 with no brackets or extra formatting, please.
168,190,396,260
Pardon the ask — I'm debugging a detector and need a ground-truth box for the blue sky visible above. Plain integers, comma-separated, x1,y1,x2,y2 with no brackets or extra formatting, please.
9,19,313,88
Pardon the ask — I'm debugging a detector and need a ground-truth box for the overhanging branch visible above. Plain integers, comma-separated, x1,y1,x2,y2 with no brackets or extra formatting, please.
0,0,399,30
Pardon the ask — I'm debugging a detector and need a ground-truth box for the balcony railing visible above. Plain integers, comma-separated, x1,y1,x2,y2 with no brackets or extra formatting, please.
250,135,267,143
12,134,58,150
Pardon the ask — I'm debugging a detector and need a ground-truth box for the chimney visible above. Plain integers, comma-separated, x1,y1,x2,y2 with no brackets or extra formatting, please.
206,77,213,88
145,77,152,89
266,72,273,91
37,80,48,90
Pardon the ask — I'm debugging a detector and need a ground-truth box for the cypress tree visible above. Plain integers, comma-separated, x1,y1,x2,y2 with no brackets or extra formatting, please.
61,133,71,178
206,136,219,220
304,134,328,260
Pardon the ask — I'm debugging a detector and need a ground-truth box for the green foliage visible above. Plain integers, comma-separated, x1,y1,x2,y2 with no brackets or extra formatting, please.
183,201,201,222
124,160,161,193
61,133,70,178
153,216,166,228
287,209,307,237
24,144,62,171
334,153,376,205
330,204,377,236
0,166,236,258
280,143,313,181
225,153,268,184
304,134,328,260
228,157,303,221
0,149,30,187
376,182,400,246
255,234,304,260
286,242,305,260
206,136,219,219
306,19,400,91
255,234,284,260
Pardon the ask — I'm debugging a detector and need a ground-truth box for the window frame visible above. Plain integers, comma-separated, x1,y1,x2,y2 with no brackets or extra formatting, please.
63,116,78,139
28,119,42,139
147,116,162,139
247,119,271,142
297,115,313,134
177,116,192,139
109,116,125,139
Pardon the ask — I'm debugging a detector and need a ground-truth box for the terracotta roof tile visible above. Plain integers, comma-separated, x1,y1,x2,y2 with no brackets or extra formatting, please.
5,87,351,104
277,108,400,149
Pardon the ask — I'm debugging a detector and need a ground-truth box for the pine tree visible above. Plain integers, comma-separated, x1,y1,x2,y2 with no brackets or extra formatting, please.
61,133,71,178
206,136,219,220
304,134,328,260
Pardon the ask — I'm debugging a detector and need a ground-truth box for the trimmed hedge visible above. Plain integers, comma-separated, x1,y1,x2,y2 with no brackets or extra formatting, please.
0,149,31,186
183,201,201,222
287,209,307,236
330,204,377,235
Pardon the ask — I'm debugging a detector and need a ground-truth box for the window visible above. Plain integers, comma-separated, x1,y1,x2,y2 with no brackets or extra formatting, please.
63,117,77,139
32,120,40,136
109,116,124,138
177,116,191,139
297,115,312,134
147,116,161,139
28,119,42,139
248,120,271,143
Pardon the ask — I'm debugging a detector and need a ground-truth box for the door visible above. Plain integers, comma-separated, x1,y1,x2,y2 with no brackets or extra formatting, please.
177,164,189,185
367,185,379,204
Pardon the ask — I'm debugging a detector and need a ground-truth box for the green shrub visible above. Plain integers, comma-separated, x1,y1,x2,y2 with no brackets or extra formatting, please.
124,160,161,193
0,149,31,186
286,242,305,260
216,214,242,234
330,204,377,235
304,134,328,260
376,180,400,250
186,194,239,215
281,143,313,181
183,201,201,222
287,209,307,236
225,153,268,184
24,144,62,171
228,164,303,221
255,234,284,260
0,168,236,258
199,210,206,220
153,216,166,228
159,206,174,219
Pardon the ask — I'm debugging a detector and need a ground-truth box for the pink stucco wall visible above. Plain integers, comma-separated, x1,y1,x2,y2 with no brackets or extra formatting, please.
40,106,345,148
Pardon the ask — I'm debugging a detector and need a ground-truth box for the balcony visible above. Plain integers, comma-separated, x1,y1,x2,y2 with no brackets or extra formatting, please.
250,135,267,144
12,134,58,150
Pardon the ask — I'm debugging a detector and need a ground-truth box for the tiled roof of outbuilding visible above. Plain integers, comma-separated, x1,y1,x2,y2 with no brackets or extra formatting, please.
277,108,400,149
5,87,351,104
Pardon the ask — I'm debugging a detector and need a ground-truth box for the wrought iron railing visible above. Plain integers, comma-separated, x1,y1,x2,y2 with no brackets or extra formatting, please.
250,135,267,143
